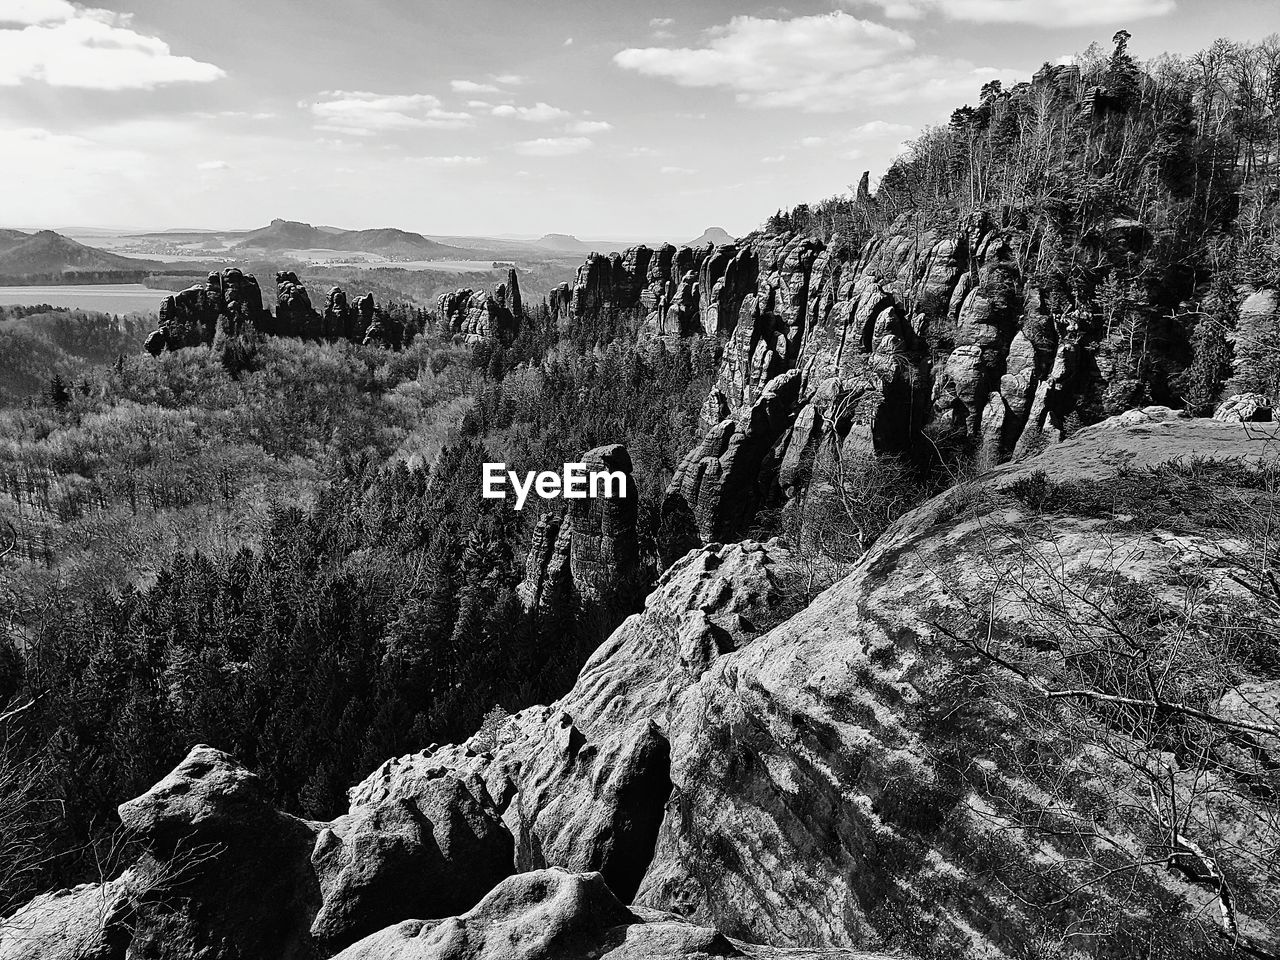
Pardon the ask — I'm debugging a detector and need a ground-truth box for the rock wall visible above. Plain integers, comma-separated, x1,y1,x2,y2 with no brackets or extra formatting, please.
144,269,397,355
437,269,523,344
549,212,1202,556
518,444,639,622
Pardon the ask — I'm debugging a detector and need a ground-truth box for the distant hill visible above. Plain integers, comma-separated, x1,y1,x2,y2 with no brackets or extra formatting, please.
685,226,735,247
233,219,464,258
532,233,593,253
0,230,161,277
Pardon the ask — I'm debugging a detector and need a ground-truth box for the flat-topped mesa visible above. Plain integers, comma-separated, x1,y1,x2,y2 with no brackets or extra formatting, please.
144,268,393,355
518,444,639,623
437,270,523,344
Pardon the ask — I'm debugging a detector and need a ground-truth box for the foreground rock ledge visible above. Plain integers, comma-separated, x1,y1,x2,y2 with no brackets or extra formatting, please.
2,414,1277,959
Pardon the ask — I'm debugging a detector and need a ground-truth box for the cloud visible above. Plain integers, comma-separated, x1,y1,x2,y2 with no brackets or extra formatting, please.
197,159,230,170
840,0,1175,25
0,3,225,89
492,74,527,85
515,136,593,157
615,11,1015,111
661,165,696,175
761,154,787,163
2,0,76,25
309,91,472,135
407,155,488,166
851,120,914,137
567,120,613,134
800,136,828,148
564,37,574,46
451,79,499,94
649,17,675,27
492,102,571,122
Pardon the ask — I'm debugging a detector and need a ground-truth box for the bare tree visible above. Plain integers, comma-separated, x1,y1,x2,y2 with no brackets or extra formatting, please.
925,457,1280,956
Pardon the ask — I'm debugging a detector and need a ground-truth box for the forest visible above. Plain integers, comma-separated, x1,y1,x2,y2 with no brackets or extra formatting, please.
0,299,717,911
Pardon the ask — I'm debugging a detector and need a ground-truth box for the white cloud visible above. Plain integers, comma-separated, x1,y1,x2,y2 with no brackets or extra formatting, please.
851,120,914,137
840,0,1175,25
650,17,675,27
309,91,472,135
840,148,865,160
800,136,828,148
492,74,527,85
515,136,593,157
492,102,571,122
466,99,491,108
661,165,695,175
451,79,500,94
1,0,76,25
0,4,225,89
761,154,787,163
407,155,488,166
615,11,1015,111
567,120,613,134
197,159,230,170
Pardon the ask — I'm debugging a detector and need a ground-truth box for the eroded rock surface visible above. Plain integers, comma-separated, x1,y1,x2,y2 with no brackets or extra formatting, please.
145,269,391,354
519,444,639,620
6,418,1276,959
437,272,523,344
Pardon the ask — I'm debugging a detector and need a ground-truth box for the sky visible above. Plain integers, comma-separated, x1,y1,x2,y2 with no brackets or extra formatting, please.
1,0,1278,240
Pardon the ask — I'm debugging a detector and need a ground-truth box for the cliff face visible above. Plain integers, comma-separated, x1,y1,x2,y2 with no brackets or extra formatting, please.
5,413,1275,959
437,269,523,344
546,216,1279,557
144,269,401,355
517,444,639,624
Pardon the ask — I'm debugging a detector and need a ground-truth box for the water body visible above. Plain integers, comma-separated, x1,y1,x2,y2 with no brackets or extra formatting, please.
0,284,160,314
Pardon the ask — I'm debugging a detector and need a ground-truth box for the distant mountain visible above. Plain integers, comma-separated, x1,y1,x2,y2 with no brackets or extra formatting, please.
685,226,735,247
0,230,161,277
233,219,464,258
532,233,593,253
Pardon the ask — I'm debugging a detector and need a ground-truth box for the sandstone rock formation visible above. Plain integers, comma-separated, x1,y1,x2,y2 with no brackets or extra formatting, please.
5,416,1276,959
274,270,321,338
146,267,269,355
145,269,392,354
330,869,743,960
437,272,523,344
518,445,638,621
1214,392,1273,422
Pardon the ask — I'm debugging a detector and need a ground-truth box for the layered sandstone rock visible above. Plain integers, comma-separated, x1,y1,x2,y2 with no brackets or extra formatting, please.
1214,391,1273,422
275,270,322,338
5,417,1276,959
145,269,389,354
146,267,269,354
518,445,638,620
437,271,523,344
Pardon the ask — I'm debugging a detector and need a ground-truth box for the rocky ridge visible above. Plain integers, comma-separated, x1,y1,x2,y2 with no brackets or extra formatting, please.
517,444,639,625
4,412,1275,959
144,268,405,355
545,218,1279,558
436,269,524,344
